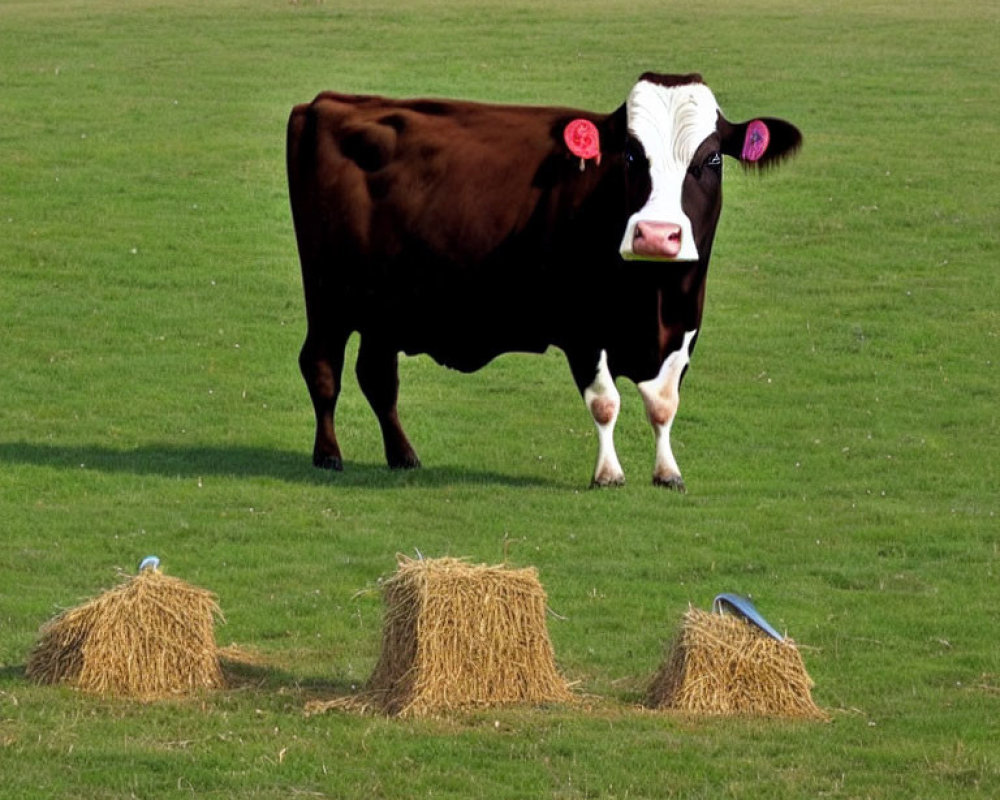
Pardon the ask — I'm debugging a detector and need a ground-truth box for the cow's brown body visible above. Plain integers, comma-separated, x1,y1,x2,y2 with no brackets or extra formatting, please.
287,75,800,486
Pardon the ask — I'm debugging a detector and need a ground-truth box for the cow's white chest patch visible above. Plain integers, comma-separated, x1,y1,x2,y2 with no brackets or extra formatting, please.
619,81,721,263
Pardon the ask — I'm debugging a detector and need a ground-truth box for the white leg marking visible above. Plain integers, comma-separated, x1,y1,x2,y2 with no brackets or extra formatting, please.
583,349,624,486
636,329,697,488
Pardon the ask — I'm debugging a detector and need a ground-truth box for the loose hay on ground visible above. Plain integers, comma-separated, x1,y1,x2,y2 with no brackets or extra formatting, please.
308,556,574,717
26,569,224,699
646,605,826,719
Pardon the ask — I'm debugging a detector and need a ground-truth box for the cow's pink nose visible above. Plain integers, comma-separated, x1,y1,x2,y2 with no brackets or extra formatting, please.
633,221,682,258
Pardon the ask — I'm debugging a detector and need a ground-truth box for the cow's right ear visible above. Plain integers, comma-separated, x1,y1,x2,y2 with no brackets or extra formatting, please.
719,116,802,169
563,118,602,167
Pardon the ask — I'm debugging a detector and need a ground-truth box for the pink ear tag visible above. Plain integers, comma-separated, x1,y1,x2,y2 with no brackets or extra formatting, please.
564,119,601,171
741,119,770,162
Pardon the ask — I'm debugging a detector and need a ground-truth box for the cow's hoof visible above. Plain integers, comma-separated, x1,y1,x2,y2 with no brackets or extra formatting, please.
653,474,686,492
590,475,625,489
313,454,343,471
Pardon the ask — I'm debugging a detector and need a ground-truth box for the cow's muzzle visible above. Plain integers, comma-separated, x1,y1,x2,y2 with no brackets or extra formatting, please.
632,221,682,259
619,212,699,262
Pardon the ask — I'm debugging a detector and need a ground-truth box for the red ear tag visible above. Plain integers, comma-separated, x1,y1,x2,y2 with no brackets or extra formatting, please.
741,119,770,162
564,119,601,170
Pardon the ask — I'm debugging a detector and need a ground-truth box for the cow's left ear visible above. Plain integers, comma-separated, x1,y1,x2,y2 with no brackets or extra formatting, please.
719,116,802,168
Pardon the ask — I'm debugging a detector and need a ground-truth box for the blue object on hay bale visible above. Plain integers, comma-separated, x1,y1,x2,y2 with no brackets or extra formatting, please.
138,555,161,573
712,593,784,641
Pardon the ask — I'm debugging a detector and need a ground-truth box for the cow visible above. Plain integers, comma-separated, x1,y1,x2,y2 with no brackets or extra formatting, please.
286,73,801,489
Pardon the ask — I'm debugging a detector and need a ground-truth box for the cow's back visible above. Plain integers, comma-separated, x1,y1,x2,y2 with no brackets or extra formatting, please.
288,94,588,266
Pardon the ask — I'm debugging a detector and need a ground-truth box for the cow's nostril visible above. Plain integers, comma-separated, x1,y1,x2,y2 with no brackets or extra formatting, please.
633,221,683,258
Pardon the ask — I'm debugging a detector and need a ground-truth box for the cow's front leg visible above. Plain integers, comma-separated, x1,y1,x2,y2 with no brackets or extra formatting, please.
581,349,625,487
636,329,697,491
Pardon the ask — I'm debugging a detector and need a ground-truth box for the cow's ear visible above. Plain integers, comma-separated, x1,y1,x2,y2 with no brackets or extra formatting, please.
720,116,802,169
563,118,602,165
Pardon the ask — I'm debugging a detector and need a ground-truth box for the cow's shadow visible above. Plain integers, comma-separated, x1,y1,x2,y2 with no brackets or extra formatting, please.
0,441,555,489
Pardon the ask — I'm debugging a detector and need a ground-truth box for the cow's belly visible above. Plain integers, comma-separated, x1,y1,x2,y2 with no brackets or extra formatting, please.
348,266,555,371
398,301,552,372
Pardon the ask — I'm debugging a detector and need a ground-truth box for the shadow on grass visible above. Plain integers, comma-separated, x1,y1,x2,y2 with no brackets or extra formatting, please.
0,659,358,706
0,664,27,684
0,441,557,490
221,656,356,699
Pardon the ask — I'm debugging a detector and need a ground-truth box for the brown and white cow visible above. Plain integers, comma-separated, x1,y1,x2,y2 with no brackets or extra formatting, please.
286,73,800,488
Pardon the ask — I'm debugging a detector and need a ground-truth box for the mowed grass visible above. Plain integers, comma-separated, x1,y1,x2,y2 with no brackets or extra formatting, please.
1,0,998,797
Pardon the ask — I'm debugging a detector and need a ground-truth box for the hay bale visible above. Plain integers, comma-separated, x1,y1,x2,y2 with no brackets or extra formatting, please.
26,567,224,699
359,556,573,716
646,606,826,719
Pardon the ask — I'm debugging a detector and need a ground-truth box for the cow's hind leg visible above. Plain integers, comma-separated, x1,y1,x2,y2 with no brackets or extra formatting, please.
355,335,420,469
571,349,625,487
300,328,351,470
636,329,697,491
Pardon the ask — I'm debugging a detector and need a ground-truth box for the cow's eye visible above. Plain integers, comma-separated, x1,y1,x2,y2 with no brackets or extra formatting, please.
691,151,722,181
625,139,646,169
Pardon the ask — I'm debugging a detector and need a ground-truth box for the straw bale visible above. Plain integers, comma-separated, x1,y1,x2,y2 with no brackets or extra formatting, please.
26,570,224,699
338,556,573,717
646,606,826,719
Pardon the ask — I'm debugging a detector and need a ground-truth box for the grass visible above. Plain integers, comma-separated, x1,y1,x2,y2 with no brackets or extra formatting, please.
1,0,998,796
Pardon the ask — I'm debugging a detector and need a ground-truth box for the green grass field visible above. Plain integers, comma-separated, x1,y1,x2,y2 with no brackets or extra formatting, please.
1,0,998,796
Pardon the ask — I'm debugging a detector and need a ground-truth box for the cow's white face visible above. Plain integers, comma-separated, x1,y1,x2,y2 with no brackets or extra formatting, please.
619,80,721,263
